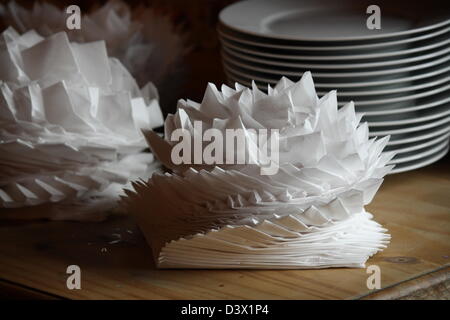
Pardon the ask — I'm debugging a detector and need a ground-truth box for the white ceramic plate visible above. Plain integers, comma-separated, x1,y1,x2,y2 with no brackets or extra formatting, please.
344,92,450,116
327,74,450,95
366,107,450,127
369,116,450,136
222,44,450,71
220,0,450,42
225,67,450,97
384,132,450,154
322,74,450,97
222,48,450,78
225,71,450,118
386,123,450,146
219,32,450,61
336,84,450,106
365,105,450,127
388,139,449,164
222,52,450,78
226,70,450,107
218,23,450,52
389,144,449,174
224,61,450,89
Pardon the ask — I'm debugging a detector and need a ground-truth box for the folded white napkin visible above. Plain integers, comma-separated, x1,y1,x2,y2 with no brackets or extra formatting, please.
122,72,394,269
0,27,164,220
0,0,189,110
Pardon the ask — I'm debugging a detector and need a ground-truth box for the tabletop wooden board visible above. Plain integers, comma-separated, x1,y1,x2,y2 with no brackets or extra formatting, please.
0,160,449,300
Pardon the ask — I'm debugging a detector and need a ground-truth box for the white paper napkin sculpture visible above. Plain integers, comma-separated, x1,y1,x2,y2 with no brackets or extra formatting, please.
123,72,394,269
0,27,164,220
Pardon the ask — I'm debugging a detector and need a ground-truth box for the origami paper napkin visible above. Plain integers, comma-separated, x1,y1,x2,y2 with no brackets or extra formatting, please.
0,0,189,111
0,27,164,220
122,72,395,269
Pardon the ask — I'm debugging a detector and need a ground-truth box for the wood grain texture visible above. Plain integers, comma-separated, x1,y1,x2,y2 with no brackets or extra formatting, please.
0,160,449,299
360,266,450,300
0,279,62,300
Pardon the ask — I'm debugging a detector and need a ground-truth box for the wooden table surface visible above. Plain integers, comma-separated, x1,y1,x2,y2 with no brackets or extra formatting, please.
0,160,449,300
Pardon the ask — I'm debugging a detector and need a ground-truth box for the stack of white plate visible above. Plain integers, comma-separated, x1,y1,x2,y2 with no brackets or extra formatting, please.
218,0,450,173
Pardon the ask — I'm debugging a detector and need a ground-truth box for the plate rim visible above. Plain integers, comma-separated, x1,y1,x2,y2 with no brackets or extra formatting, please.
223,61,450,88
218,23,450,52
224,71,450,116
385,132,450,154
223,64,450,106
322,75,450,97
366,106,450,127
219,31,450,61
386,124,450,145
219,0,450,42
389,144,449,173
221,50,450,78
388,139,449,164
369,116,450,136
221,43,450,70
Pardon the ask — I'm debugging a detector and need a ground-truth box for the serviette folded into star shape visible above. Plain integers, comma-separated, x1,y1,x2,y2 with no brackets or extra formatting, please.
123,72,395,269
0,27,164,220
